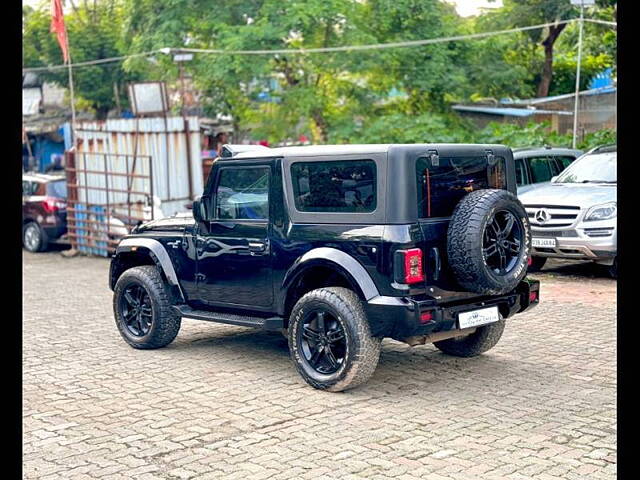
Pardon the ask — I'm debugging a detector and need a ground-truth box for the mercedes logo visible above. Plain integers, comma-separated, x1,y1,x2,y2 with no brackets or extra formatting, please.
534,209,550,225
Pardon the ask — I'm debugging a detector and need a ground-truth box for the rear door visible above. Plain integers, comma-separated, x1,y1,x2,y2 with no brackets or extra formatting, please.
414,151,508,294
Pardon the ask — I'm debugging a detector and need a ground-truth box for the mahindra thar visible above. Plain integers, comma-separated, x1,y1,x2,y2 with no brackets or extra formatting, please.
109,144,539,391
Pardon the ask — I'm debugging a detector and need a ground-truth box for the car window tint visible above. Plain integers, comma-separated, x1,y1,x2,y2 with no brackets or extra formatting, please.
515,159,528,186
291,160,377,213
528,157,554,183
416,155,506,218
557,156,576,170
215,168,269,220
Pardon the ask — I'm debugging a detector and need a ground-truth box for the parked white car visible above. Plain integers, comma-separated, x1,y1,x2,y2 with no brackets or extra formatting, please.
519,145,617,278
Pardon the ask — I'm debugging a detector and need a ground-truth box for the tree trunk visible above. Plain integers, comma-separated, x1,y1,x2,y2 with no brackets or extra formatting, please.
537,24,567,98
311,111,329,144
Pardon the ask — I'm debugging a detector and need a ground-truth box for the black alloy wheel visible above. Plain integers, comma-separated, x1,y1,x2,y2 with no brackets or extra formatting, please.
119,284,153,337
297,309,347,375
482,210,523,275
113,266,182,349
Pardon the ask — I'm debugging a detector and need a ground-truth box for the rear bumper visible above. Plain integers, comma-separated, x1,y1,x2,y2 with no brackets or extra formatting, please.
365,279,540,340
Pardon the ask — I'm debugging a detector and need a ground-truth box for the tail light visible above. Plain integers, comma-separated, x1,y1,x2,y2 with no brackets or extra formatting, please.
43,197,66,213
394,248,425,284
527,256,533,266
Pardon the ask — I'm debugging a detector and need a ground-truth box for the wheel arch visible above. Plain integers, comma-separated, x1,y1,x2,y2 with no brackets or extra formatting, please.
279,247,380,321
110,237,185,302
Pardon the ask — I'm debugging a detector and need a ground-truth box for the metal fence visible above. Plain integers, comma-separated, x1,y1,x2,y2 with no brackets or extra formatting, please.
65,150,154,257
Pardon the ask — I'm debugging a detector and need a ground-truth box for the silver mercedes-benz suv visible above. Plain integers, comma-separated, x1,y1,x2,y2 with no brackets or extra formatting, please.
519,145,617,278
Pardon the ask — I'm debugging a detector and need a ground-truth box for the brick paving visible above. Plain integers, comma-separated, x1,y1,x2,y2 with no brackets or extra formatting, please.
23,253,616,479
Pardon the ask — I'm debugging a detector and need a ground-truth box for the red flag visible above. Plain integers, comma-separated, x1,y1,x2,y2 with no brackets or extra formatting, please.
50,0,69,63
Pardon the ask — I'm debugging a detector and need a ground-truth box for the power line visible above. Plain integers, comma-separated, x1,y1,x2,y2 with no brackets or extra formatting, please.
23,50,163,73
22,17,616,73
583,18,617,27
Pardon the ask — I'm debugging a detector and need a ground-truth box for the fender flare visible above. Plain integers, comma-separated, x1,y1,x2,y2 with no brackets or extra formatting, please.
116,237,185,301
279,247,380,314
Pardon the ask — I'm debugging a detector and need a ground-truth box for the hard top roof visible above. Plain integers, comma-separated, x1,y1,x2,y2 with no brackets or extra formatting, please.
226,143,510,160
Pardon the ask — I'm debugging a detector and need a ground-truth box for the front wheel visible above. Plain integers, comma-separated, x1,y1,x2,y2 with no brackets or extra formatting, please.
288,287,381,392
113,265,181,349
434,319,505,357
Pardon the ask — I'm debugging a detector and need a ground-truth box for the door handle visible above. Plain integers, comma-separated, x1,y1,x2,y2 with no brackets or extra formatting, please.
248,241,267,253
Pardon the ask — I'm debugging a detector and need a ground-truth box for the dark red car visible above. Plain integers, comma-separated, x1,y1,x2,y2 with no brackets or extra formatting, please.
22,173,68,252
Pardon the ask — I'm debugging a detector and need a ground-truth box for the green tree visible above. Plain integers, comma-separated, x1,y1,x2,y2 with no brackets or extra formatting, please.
23,0,139,119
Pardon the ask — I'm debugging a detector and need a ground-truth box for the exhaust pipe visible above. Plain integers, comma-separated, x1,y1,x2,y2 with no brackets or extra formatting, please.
401,327,477,347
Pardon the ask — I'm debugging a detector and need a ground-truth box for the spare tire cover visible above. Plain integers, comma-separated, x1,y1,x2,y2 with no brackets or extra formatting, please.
447,189,531,295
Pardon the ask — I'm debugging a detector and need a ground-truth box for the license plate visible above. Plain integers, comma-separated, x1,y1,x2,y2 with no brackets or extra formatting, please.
532,237,557,248
458,306,500,329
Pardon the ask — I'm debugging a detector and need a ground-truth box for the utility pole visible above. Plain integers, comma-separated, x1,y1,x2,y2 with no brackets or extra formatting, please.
173,52,195,199
570,0,594,148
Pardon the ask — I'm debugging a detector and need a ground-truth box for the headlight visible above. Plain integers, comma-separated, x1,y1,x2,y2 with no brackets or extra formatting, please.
585,202,617,221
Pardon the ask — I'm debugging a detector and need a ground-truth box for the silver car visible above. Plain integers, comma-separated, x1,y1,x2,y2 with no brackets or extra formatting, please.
518,145,617,278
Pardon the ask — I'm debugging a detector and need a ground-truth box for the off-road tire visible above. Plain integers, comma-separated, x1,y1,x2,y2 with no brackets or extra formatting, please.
447,189,530,295
113,265,181,349
528,256,547,272
288,287,382,392
434,319,505,357
23,221,48,252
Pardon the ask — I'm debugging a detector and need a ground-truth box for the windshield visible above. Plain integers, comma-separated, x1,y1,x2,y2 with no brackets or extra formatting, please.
555,152,617,184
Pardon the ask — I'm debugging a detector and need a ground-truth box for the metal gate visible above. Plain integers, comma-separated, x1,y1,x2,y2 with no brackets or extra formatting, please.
65,150,154,257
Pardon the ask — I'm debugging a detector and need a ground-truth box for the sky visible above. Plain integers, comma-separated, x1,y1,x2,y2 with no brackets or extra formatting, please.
446,0,503,17
25,0,504,17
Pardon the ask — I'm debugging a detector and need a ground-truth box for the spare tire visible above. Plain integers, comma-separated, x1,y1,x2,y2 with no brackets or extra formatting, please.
447,189,531,295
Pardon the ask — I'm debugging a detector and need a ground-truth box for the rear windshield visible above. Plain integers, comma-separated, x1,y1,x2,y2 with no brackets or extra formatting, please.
46,180,67,199
291,160,377,213
416,155,506,218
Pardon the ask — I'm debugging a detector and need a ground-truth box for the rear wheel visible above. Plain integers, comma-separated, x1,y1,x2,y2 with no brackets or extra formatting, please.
434,319,505,357
23,221,48,252
528,256,547,272
288,287,381,392
113,266,181,349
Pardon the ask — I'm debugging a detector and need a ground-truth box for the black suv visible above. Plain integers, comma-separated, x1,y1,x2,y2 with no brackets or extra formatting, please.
109,144,539,391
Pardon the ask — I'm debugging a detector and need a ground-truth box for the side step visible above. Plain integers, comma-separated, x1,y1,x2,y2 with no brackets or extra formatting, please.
172,305,284,331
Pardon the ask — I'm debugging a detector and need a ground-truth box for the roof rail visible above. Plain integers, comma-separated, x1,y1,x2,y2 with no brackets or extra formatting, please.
220,144,270,159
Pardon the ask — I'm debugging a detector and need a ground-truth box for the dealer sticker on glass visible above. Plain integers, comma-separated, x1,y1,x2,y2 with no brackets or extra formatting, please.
458,306,500,329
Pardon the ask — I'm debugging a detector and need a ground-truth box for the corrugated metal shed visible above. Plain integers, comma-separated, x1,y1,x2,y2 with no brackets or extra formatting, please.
74,116,203,217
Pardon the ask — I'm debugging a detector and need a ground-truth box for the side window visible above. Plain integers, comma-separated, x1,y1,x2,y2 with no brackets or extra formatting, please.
557,156,576,170
22,181,32,195
291,160,377,213
528,157,554,183
214,167,270,220
515,159,528,186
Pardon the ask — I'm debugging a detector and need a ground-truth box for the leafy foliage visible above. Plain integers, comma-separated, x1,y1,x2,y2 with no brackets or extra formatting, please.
22,0,616,146
23,1,140,119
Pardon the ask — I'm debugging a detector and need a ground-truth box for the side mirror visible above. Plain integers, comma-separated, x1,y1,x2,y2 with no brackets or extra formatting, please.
192,197,208,223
